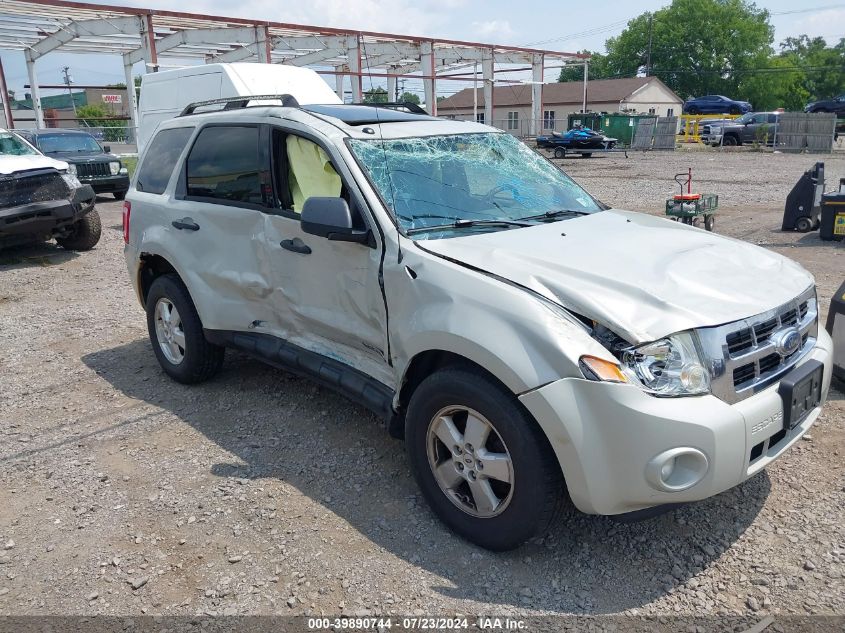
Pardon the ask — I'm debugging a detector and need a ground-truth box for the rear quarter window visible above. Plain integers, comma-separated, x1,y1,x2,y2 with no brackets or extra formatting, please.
136,127,194,195
185,126,266,207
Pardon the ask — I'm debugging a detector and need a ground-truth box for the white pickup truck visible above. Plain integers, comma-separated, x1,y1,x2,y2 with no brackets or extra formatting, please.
0,128,100,251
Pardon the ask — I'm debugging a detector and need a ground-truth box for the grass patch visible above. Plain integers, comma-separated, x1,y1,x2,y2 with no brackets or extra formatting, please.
121,156,138,177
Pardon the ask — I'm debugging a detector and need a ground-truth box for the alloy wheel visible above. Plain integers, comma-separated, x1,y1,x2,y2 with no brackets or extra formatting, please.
154,298,186,365
426,406,514,518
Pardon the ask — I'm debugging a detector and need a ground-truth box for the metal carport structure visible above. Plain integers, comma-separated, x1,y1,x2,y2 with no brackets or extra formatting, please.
0,0,588,138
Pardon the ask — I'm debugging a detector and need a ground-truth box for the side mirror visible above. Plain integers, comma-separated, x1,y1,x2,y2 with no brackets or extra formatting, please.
103,145,111,153
301,197,374,246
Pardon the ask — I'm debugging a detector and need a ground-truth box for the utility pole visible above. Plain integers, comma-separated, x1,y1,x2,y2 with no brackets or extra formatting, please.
646,13,653,76
61,66,78,116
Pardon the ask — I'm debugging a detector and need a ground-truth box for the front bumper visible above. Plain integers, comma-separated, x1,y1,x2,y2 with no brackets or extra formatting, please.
81,174,130,194
0,184,95,239
701,133,723,145
519,328,833,516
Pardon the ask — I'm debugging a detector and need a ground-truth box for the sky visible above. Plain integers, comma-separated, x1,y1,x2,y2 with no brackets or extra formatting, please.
1,0,844,101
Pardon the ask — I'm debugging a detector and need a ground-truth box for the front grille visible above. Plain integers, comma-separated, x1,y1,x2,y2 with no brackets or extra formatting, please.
698,287,818,404
0,169,70,210
76,162,110,178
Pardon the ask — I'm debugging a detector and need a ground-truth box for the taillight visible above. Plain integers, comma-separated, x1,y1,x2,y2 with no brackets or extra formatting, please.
122,200,131,244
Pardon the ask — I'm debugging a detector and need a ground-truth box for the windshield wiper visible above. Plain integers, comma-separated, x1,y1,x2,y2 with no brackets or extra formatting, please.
518,209,591,222
406,218,532,235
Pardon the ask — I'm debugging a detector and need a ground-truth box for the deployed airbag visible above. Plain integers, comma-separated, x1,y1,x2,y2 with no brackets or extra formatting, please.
287,136,342,212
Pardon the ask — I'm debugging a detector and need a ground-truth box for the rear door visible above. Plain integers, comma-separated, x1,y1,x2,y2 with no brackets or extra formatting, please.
164,123,277,333
259,124,391,384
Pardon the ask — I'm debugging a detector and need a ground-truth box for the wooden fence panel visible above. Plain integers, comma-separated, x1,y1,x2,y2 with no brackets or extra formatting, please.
775,113,836,152
654,116,678,149
632,117,656,149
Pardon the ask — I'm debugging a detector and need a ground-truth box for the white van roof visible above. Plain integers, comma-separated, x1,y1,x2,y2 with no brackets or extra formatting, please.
141,63,341,106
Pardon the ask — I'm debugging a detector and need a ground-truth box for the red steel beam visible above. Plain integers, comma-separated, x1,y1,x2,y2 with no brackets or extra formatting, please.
22,0,589,60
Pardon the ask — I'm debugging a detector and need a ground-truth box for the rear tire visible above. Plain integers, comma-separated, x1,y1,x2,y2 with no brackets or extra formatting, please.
56,209,101,251
114,191,126,200
704,214,715,232
406,367,563,551
145,274,224,384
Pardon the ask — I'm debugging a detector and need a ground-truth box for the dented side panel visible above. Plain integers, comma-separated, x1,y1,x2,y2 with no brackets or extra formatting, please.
260,213,393,386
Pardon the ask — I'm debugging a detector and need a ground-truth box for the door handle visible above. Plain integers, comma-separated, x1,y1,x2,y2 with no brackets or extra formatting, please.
280,237,312,255
172,217,200,231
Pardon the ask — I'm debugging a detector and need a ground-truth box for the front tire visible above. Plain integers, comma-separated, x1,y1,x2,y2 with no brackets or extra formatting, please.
145,274,224,384
114,191,127,200
56,209,101,251
406,367,563,551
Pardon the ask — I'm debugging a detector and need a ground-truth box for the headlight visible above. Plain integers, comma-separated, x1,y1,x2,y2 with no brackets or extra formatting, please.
66,163,77,176
61,173,82,189
620,331,710,396
109,161,120,176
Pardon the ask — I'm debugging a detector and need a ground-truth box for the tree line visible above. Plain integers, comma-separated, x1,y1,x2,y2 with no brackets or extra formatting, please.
558,0,845,111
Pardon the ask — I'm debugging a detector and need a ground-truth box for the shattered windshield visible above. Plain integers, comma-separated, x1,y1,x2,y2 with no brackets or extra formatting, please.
0,132,40,156
349,132,601,238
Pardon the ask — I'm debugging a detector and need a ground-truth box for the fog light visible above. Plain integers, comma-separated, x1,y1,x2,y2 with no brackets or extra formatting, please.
646,448,709,492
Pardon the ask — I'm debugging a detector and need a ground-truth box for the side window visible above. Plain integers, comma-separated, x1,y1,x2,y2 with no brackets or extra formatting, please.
185,126,267,207
136,127,193,194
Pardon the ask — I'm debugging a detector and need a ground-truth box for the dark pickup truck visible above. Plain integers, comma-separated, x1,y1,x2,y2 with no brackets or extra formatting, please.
700,112,780,146
805,94,845,115
0,129,100,251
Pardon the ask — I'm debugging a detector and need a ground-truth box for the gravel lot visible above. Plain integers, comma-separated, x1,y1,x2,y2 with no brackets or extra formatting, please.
0,148,843,621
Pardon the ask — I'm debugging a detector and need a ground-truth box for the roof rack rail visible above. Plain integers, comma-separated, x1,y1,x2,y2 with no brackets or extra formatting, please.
179,94,300,117
352,101,429,115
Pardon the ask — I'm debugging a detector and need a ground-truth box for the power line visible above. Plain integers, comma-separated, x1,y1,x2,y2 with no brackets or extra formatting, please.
770,3,845,16
523,3,845,49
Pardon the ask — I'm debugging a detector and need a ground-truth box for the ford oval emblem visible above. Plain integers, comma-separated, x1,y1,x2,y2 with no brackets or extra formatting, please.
772,327,802,357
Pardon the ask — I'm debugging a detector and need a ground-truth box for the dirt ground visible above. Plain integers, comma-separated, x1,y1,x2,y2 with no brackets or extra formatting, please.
0,147,843,622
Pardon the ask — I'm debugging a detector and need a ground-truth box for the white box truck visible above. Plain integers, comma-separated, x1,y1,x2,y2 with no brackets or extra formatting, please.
137,63,342,151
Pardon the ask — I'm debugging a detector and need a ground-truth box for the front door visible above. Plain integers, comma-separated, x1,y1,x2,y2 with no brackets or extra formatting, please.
260,125,391,385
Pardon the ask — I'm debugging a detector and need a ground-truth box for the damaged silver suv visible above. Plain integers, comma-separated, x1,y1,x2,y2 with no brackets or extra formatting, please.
124,97,833,550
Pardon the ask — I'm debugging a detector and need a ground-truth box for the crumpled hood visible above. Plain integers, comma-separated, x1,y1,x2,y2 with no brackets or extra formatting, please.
418,209,814,343
0,154,68,176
